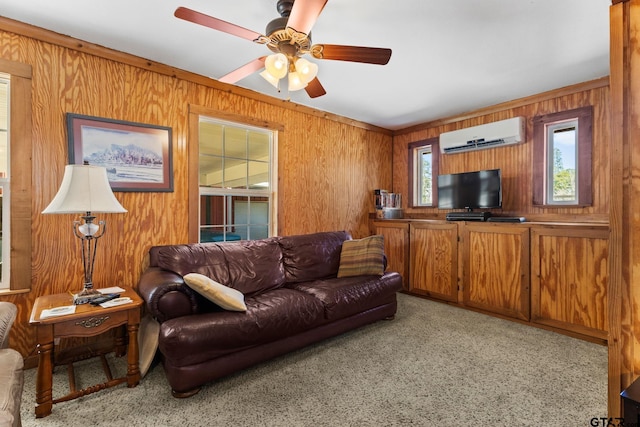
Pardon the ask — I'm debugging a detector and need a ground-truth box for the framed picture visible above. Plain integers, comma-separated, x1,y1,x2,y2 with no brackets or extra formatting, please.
66,113,173,192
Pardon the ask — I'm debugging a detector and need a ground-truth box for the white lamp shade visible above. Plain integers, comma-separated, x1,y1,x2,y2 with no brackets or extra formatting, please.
288,71,308,91
260,69,280,89
42,164,127,214
294,58,318,84
264,53,288,79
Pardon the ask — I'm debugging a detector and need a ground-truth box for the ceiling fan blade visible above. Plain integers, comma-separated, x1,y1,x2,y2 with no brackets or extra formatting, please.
305,77,326,98
219,57,267,84
286,0,328,35
175,7,262,42
311,45,392,65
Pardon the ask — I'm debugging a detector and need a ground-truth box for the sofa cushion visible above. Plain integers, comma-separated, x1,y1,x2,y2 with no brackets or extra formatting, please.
337,235,385,278
159,288,325,367
155,243,230,284
217,239,286,295
0,348,23,427
183,273,247,312
279,231,351,283
289,273,402,321
153,239,286,297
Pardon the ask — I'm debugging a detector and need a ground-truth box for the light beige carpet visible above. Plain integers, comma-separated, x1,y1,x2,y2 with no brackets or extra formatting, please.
20,293,607,426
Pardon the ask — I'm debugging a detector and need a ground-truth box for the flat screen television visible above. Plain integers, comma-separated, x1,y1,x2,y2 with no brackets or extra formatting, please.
437,169,502,211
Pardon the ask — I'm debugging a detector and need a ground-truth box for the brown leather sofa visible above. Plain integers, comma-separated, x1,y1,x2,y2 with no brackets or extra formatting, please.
138,231,402,397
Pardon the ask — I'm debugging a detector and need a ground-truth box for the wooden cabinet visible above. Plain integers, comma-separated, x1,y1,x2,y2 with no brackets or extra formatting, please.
409,222,458,302
371,218,609,340
460,223,530,321
373,220,410,291
530,225,608,340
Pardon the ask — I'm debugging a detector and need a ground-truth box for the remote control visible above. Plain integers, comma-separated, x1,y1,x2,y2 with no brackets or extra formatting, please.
89,293,121,305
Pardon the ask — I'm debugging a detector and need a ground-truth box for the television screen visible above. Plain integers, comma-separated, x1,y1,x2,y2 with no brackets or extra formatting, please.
437,169,502,210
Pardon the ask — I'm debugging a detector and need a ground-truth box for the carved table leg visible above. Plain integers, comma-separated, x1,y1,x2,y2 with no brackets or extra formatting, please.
35,339,53,418
126,322,140,387
115,324,127,357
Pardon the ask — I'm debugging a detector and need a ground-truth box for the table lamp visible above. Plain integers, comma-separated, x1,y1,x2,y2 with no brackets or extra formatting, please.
42,163,127,304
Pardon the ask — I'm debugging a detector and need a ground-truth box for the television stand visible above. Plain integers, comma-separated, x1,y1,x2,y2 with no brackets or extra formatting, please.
446,211,492,222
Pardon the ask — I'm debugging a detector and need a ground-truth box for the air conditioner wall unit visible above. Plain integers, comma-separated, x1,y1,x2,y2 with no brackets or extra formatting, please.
439,116,525,154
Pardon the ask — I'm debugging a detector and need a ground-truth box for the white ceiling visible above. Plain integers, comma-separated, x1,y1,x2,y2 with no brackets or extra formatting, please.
0,0,611,130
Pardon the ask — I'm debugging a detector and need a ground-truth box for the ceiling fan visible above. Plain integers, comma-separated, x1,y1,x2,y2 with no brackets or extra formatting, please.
175,0,392,98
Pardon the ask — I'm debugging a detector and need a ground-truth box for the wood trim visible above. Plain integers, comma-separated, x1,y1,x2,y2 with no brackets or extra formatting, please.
189,105,285,132
0,16,392,136
8,65,32,291
608,0,628,418
395,77,609,136
0,58,31,78
187,109,200,244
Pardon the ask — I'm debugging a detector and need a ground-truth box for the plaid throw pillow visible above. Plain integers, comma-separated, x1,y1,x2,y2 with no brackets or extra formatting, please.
337,235,385,278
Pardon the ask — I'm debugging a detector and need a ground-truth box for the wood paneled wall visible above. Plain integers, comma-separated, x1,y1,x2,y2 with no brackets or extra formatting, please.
392,79,610,222
0,20,393,359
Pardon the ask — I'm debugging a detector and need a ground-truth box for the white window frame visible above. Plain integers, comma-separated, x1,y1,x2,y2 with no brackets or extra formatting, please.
198,116,276,242
545,119,579,206
413,145,433,207
0,77,9,289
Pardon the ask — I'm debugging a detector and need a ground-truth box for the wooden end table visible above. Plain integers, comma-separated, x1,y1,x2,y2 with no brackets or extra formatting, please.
29,287,143,418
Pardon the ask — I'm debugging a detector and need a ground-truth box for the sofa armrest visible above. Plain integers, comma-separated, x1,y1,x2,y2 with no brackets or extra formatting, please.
137,267,200,323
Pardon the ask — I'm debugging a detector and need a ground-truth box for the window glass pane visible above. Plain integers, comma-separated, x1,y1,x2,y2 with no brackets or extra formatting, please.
248,131,270,161
224,127,247,160
547,122,577,204
0,79,8,286
199,154,223,187
233,198,269,240
224,157,248,189
200,195,225,227
420,149,432,205
0,80,7,178
249,225,269,240
248,161,269,189
200,226,228,242
199,121,223,156
413,145,432,207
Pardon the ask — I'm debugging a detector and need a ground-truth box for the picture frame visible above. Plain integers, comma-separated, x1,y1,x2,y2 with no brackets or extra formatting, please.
66,113,173,192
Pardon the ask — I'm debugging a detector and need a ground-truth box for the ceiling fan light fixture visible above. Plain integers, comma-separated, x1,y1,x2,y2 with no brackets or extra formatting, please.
264,53,288,79
288,70,307,91
294,58,318,84
260,69,280,89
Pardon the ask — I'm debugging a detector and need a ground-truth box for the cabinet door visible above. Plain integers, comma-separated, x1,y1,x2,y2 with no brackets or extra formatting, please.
530,226,608,339
374,221,409,291
410,222,458,302
461,224,530,320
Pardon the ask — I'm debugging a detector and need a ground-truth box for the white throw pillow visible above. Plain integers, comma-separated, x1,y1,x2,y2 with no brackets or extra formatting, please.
183,273,247,312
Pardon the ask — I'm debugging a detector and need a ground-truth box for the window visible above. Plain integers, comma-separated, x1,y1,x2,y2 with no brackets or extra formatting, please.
409,138,439,207
532,106,592,206
0,78,9,287
0,58,32,292
198,117,275,242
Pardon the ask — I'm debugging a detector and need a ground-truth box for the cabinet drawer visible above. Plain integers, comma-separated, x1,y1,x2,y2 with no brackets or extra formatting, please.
53,310,129,338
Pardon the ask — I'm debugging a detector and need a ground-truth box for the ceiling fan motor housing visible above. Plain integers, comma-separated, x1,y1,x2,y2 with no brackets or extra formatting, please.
276,0,294,17
265,16,311,57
